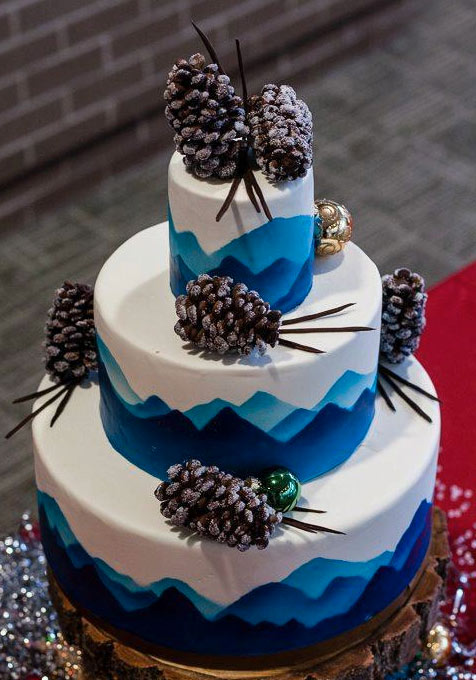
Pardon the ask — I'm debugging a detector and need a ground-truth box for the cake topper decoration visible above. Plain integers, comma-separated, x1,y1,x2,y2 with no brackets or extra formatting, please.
314,199,353,256
5,281,97,439
164,53,248,181
215,37,273,223
174,274,374,356
377,268,439,422
155,459,343,552
248,84,313,182
164,22,313,221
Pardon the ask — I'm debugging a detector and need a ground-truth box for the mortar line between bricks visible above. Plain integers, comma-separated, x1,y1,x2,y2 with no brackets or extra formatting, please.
0,100,113,160
0,0,141,50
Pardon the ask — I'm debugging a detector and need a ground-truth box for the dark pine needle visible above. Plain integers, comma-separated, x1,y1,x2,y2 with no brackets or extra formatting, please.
281,302,356,326
216,173,242,221
244,170,261,212
283,516,345,535
379,364,440,402
278,338,326,354
12,382,64,404
280,326,375,334
247,171,273,220
380,372,433,423
191,21,225,74
377,378,396,412
50,383,76,427
5,385,70,439
235,39,247,111
294,506,326,514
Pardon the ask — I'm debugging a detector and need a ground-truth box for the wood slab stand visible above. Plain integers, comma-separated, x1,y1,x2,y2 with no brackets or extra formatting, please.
49,507,450,680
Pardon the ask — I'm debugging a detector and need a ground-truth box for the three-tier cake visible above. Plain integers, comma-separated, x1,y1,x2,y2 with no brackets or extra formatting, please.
29,33,441,676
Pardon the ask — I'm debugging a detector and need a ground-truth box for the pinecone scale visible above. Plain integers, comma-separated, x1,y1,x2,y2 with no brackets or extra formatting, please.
174,274,282,356
44,281,97,384
155,460,282,551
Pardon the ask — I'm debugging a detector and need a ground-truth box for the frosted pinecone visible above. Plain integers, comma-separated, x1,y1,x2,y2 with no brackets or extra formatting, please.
164,53,248,180
174,274,282,356
380,268,427,364
155,459,282,551
248,83,313,181
44,281,97,384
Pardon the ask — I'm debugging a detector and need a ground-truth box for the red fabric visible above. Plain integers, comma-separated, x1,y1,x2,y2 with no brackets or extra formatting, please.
417,261,476,532
417,262,476,640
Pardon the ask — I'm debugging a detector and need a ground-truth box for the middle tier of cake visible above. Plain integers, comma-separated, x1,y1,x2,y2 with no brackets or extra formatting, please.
94,223,382,483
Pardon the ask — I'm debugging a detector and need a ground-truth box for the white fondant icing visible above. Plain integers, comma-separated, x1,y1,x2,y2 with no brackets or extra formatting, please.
94,223,382,412
33,357,439,606
168,151,314,253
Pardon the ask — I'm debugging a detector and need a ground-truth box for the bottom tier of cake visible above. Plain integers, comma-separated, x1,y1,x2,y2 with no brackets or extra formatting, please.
33,357,439,665
49,508,450,679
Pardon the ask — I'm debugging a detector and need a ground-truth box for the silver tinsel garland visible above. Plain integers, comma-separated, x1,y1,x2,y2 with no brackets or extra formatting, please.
0,513,81,680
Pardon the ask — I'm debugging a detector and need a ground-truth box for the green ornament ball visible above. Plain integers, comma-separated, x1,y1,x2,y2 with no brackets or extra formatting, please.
260,468,302,513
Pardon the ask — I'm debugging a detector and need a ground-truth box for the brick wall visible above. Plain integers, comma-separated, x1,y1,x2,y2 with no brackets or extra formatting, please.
0,0,402,191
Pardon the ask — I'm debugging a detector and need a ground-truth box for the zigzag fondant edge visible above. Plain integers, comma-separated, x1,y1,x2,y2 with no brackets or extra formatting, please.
169,251,313,314
97,334,377,439
38,491,431,632
168,207,314,275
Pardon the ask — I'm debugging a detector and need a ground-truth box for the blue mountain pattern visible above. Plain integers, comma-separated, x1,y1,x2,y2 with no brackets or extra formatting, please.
39,491,432,656
97,334,377,436
98,362,376,482
168,208,314,313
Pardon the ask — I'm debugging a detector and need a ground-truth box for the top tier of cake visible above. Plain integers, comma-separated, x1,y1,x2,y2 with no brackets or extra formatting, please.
168,152,315,313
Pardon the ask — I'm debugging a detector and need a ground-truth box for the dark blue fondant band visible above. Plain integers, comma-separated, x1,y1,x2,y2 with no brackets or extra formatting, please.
98,353,376,482
168,208,314,313
39,492,432,657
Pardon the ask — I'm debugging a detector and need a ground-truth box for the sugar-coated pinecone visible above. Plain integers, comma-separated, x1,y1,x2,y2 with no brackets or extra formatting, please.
174,274,282,356
164,53,248,180
155,459,282,551
44,281,97,384
248,84,313,181
380,268,427,364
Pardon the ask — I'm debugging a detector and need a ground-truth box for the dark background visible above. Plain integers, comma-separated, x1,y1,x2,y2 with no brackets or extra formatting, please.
1,0,475,533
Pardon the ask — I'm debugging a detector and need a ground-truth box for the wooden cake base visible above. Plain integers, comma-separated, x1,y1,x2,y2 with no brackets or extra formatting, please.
49,507,450,680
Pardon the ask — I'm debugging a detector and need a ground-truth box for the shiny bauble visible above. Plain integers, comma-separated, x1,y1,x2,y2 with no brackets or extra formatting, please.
260,468,302,512
314,198,353,256
424,623,452,666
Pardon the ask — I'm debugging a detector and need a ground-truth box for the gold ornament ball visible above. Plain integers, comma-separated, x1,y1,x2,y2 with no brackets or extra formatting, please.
424,623,452,666
314,199,353,256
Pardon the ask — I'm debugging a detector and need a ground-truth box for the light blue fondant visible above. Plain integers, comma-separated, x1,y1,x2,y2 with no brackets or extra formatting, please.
97,333,377,481
268,371,377,441
39,491,431,629
97,334,377,439
169,209,313,275
96,336,169,419
39,492,224,618
168,207,314,313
